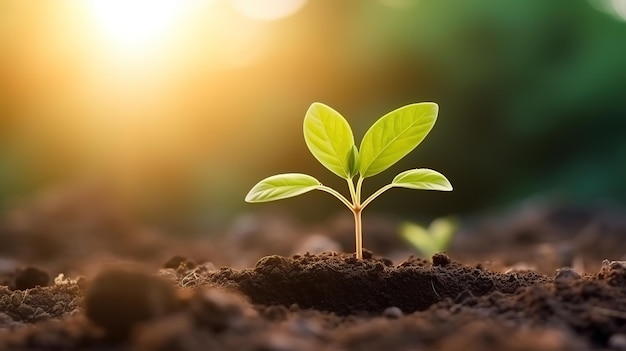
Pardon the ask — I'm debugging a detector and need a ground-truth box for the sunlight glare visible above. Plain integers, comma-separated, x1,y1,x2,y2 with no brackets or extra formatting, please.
612,0,626,20
232,0,307,21
589,0,626,21
87,0,189,48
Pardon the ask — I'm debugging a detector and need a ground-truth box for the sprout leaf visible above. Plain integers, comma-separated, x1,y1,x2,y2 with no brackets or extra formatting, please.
245,173,321,203
303,102,355,179
359,103,438,178
391,168,452,191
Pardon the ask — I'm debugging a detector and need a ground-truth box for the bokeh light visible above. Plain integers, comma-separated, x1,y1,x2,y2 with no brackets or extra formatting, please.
232,0,308,21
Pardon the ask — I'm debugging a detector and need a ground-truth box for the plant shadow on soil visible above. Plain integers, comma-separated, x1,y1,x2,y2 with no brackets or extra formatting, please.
1,188,626,350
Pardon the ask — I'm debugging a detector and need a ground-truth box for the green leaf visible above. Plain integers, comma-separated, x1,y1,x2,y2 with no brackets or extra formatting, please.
303,102,356,179
359,102,438,178
429,217,457,249
391,168,452,191
400,222,439,258
347,145,360,178
245,173,321,203
400,218,457,259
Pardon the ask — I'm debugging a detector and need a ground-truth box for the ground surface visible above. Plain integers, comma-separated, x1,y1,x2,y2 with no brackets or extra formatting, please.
0,186,625,350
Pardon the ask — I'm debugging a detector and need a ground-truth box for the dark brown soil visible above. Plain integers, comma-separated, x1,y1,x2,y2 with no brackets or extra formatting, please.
0,253,625,350
1,188,626,350
200,252,548,315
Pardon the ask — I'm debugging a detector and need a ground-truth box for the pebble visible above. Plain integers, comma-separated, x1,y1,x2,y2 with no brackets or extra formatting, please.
553,267,581,282
383,306,403,319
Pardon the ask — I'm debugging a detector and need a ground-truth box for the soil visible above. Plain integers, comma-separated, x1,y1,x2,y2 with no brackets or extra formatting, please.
1,187,626,350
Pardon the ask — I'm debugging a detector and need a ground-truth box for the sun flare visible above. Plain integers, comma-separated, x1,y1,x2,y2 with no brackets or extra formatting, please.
87,0,190,48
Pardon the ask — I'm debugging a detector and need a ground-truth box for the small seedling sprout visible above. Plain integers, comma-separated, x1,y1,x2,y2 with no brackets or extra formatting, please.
245,102,452,260
401,217,457,259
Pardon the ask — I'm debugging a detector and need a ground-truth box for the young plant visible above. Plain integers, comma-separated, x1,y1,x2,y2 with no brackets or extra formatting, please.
245,102,452,260
400,217,457,259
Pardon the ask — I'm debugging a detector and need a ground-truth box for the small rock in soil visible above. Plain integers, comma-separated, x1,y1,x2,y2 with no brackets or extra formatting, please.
84,268,179,339
553,267,581,282
382,306,403,319
14,266,49,290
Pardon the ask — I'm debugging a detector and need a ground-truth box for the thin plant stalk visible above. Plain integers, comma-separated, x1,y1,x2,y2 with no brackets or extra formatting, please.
321,177,389,260
353,208,363,259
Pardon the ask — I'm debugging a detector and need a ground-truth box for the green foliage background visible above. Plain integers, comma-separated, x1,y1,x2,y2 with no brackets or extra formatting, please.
1,0,625,225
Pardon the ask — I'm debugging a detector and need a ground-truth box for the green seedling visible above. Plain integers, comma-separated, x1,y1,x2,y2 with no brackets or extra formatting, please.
401,217,457,259
245,102,452,259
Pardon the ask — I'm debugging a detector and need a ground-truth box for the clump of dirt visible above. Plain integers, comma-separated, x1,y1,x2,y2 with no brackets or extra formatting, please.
193,252,549,315
0,283,82,326
0,266,50,291
84,268,180,339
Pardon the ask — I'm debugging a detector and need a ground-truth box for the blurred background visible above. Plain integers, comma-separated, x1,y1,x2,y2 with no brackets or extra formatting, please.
1,0,626,230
